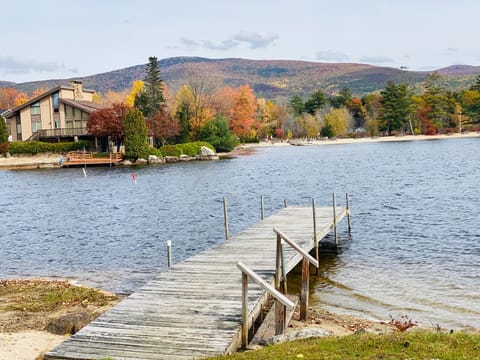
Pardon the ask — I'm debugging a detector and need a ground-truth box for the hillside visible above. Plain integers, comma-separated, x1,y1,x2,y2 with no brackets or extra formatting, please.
3,57,480,102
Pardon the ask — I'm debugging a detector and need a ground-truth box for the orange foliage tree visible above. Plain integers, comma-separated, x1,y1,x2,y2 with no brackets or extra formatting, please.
0,88,28,108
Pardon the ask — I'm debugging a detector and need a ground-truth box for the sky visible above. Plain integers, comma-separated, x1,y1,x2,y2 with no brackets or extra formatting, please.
2,0,480,83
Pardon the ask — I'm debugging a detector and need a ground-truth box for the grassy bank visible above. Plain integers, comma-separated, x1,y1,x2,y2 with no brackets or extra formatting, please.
209,331,480,360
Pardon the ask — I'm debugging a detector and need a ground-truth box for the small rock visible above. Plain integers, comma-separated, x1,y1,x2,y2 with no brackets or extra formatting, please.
165,156,178,163
200,146,215,157
148,155,165,164
121,160,132,166
45,312,95,335
270,328,332,344
135,158,148,165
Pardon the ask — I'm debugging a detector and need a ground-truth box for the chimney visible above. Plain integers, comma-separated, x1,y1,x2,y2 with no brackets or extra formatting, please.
70,80,84,100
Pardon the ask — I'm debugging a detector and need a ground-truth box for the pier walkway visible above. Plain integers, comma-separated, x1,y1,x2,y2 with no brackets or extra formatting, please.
46,204,348,360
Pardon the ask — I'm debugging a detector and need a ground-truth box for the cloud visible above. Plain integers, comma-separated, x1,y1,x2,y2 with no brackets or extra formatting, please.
359,56,394,64
443,47,459,55
316,50,349,62
180,37,200,48
202,39,239,51
0,56,68,74
232,31,279,49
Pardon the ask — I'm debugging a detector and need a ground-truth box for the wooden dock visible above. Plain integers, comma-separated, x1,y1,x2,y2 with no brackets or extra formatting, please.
46,203,349,360
61,151,122,167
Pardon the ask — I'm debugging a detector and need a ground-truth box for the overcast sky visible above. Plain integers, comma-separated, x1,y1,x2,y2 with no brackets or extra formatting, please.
2,0,479,83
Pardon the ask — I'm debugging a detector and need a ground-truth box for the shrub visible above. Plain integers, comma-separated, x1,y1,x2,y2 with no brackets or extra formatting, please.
176,143,197,156
7,140,91,155
192,141,216,153
148,147,163,158
197,115,239,152
159,144,183,157
0,142,8,155
123,108,149,160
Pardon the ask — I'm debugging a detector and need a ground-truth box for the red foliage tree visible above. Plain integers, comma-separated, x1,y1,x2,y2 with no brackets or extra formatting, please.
147,106,181,146
87,103,130,150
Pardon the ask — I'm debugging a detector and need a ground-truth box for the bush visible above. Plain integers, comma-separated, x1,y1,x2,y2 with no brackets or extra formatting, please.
159,144,183,157
192,141,216,153
148,147,163,158
0,143,8,155
7,140,91,155
197,115,239,152
123,108,149,160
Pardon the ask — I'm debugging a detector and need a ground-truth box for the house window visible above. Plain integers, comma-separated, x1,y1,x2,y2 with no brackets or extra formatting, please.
52,92,59,113
31,102,40,115
65,105,74,119
32,120,42,132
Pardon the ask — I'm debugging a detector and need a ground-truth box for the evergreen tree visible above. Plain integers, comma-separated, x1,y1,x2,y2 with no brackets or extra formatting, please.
331,87,353,108
469,75,480,92
304,89,328,115
197,114,239,152
379,81,412,135
135,56,165,118
176,102,190,143
123,108,149,160
0,118,8,143
289,95,304,116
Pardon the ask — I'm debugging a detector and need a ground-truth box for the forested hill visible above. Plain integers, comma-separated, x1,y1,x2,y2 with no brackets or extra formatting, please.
4,57,480,101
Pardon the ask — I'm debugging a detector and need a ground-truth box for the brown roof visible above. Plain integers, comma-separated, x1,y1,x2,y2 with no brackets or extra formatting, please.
60,99,104,113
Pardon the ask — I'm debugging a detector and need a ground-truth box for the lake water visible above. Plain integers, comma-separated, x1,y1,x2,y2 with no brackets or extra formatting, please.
0,137,479,329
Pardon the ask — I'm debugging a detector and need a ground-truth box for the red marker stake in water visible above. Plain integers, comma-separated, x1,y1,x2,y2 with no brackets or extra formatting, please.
131,172,137,185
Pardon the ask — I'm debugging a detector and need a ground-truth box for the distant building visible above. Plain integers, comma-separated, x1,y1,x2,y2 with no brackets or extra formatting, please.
3,81,103,142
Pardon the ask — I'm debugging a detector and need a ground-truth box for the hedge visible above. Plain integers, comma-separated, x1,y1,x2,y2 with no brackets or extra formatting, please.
7,141,91,155
159,142,216,157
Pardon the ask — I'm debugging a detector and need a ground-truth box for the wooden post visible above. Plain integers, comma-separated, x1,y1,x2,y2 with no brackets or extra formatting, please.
223,197,229,240
332,192,338,246
312,198,319,275
275,234,282,290
346,193,351,235
241,272,248,349
280,243,288,294
275,300,286,335
284,199,288,208
300,256,310,321
260,195,265,220
166,240,172,268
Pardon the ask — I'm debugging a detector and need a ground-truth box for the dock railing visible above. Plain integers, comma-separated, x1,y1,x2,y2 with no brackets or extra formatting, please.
273,228,319,321
236,261,295,350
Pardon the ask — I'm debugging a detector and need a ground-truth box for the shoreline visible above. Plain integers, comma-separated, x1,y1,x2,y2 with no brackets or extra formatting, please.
0,133,478,169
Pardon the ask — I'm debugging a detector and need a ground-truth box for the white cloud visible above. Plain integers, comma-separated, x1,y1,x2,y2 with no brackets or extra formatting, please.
0,56,68,74
202,39,239,51
232,31,279,49
316,50,350,62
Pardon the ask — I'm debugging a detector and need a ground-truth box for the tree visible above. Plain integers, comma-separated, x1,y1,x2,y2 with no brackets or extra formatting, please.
147,106,181,146
379,81,412,135
197,114,239,152
323,107,353,137
123,108,149,160
135,56,165,118
175,101,191,143
422,72,451,131
331,87,353,108
125,80,144,107
0,117,8,143
228,85,258,141
289,95,304,116
304,89,328,115
87,103,129,151
0,88,28,108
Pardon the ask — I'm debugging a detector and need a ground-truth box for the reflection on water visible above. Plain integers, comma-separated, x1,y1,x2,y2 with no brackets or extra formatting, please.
0,137,479,329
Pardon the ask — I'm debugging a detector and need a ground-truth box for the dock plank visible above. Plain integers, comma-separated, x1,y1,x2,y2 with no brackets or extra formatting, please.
45,206,347,360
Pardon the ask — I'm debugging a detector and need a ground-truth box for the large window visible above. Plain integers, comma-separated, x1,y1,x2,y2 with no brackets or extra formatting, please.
32,119,41,132
52,92,59,113
31,102,40,115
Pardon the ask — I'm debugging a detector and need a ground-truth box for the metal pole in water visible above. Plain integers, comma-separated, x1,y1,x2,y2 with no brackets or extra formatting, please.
223,197,229,240
260,195,265,220
333,192,338,247
167,240,172,268
346,193,352,235
284,199,288,208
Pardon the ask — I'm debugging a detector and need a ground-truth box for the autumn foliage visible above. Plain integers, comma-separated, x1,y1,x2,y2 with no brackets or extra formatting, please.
87,103,130,150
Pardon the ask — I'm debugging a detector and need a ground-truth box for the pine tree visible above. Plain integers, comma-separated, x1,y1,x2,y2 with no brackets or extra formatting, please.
123,108,149,160
135,56,165,118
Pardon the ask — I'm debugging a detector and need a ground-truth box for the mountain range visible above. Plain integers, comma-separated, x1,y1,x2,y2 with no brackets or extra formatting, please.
2,57,480,102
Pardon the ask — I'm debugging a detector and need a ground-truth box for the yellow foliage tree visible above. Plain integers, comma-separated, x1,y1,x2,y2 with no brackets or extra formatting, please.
324,107,353,136
125,80,144,107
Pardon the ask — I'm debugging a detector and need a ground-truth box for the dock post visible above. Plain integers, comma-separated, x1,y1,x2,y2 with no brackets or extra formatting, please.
166,240,172,268
275,233,282,290
241,272,248,349
260,195,265,220
284,199,288,208
312,198,319,275
280,243,287,294
275,300,286,336
332,192,338,246
346,193,351,235
223,197,229,240
300,256,310,321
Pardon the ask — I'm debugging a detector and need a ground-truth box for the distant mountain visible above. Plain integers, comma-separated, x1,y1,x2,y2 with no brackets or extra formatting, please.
2,57,480,102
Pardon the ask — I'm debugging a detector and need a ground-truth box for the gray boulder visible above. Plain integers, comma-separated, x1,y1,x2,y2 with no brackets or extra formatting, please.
270,328,332,344
135,158,148,165
165,156,178,163
148,155,165,164
200,146,216,157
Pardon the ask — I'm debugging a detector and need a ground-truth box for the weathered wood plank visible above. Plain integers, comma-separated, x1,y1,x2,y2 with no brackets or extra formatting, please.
46,206,347,360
